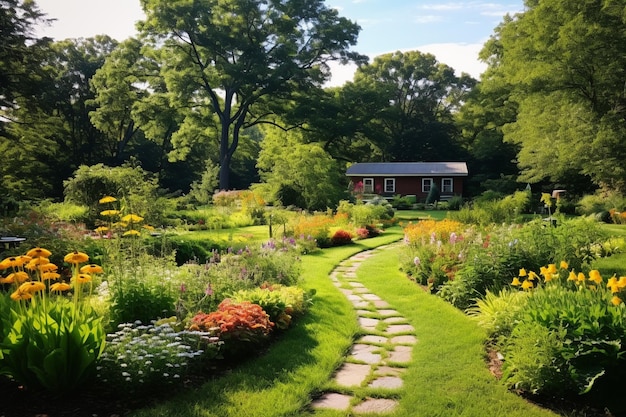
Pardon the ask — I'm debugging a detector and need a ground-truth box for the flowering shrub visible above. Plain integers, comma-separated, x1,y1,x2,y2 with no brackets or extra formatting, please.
331,229,353,246
0,248,106,393
473,263,626,397
97,321,217,395
355,227,369,239
403,219,464,246
188,300,274,356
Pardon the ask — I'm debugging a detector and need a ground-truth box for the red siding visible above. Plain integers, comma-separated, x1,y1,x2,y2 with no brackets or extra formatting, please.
349,176,464,201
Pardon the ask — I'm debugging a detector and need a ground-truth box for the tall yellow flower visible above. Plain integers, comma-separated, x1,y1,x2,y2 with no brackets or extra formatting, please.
618,276,626,288
10,288,32,301
611,296,623,306
26,247,52,258
80,264,103,274
123,229,141,237
18,281,46,294
511,277,522,286
100,209,121,217
64,251,89,264
547,264,558,274
528,271,540,281
122,214,143,223
73,274,92,284
99,196,117,204
560,261,569,270
518,268,527,277
25,257,51,271
577,272,586,283
567,271,577,281
42,272,61,281
50,282,71,292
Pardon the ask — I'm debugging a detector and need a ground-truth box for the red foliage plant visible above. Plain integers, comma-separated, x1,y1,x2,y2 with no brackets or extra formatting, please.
188,299,274,342
331,229,353,246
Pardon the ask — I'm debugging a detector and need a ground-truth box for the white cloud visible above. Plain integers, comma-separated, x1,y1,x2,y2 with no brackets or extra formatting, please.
414,15,444,24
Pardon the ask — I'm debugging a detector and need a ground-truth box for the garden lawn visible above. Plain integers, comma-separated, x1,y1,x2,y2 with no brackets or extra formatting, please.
394,210,447,221
128,226,556,417
178,225,271,245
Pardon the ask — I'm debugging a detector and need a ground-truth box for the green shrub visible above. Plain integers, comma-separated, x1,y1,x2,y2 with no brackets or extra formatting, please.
447,195,464,210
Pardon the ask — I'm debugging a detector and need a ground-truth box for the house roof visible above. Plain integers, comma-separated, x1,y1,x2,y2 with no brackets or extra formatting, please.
346,162,468,177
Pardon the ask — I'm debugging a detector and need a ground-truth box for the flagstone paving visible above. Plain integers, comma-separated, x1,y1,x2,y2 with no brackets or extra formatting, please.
310,246,417,415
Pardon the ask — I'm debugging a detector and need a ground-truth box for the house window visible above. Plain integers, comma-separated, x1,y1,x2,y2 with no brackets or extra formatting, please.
384,178,395,193
442,178,453,193
363,178,374,193
422,178,433,193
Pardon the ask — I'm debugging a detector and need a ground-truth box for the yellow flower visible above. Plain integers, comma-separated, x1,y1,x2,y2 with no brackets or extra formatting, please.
26,247,52,258
25,257,51,271
64,251,89,264
588,270,603,284
547,264,558,274
521,280,534,290
10,288,32,301
80,264,103,274
73,274,92,284
518,268,527,277
42,272,61,281
123,229,141,237
511,277,522,286
0,255,31,269
607,277,620,293
18,281,46,294
95,226,109,234
50,282,71,292
9,271,29,283
577,272,586,283
100,209,121,217
121,214,143,223
99,196,117,204
618,276,626,288
0,275,14,284
38,263,58,273
611,296,622,306
142,224,155,231
567,271,577,281
544,273,554,283
560,261,569,270
528,271,539,281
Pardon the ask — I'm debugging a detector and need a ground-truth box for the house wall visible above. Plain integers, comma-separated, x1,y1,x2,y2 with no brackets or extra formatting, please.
349,176,465,201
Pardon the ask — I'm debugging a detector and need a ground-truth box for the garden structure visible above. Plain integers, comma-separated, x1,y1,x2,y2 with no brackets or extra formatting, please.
346,162,468,202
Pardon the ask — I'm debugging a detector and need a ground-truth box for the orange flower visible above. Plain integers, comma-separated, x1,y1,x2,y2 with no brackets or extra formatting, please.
41,272,61,281
18,281,46,294
10,288,32,301
64,251,89,264
0,255,31,269
25,257,51,271
38,263,58,273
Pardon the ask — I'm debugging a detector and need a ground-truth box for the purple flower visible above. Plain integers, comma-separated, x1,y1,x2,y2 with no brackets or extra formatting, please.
205,283,214,296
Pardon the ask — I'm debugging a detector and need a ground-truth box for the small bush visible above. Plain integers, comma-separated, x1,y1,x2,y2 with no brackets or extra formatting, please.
331,229,353,246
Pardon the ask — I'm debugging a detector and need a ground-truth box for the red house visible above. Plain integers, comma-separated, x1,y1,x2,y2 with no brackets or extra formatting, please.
346,162,468,201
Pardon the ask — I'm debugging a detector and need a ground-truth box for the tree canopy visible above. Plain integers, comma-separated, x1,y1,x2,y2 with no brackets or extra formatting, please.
137,0,364,190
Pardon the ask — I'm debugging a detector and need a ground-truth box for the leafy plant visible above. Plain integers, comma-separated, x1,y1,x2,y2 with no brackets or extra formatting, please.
331,229,353,246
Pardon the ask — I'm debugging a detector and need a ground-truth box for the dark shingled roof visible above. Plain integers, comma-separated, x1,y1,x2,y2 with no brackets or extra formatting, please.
346,162,468,176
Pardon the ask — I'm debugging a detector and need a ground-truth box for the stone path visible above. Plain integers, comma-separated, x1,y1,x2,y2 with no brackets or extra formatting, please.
310,247,417,414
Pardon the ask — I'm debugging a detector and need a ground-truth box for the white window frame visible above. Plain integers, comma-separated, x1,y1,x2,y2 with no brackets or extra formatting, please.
422,178,433,193
363,177,374,193
441,178,453,193
384,178,395,193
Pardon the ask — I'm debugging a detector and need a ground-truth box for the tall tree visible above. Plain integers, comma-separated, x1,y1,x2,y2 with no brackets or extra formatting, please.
350,50,475,162
481,0,626,192
137,0,364,190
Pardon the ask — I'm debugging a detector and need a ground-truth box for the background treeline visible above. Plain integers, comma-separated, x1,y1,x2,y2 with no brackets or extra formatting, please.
1,0,624,211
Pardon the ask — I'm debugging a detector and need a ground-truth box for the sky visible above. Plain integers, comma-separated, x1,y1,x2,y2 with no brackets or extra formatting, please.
34,0,524,85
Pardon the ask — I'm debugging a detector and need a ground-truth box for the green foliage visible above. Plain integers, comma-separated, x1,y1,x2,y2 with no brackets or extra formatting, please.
63,163,163,227
425,183,440,204
467,289,529,339
188,160,220,205
577,192,626,216
449,190,531,225
34,200,90,223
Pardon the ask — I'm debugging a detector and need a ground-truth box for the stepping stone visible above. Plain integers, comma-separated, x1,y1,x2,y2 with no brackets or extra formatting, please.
350,344,382,364
375,366,406,377
383,316,406,324
310,392,352,410
384,324,415,334
362,293,382,301
369,376,404,389
340,288,354,296
372,300,391,308
356,309,371,316
358,317,379,331
348,281,365,287
377,309,400,317
387,345,412,364
352,398,398,414
359,335,388,344
347,294,363,301
390,335,418,345
353,287,370,294
334,363,371,387
343,271,358,278
351,300,370,308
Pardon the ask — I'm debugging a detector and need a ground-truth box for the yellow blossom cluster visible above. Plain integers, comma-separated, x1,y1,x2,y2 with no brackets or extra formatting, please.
95,195,149,237
0,248,103,302
403,219,463,245
511,261,626,305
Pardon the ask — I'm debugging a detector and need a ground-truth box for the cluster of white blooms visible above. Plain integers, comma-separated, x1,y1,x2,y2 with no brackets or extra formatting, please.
97,321,219,392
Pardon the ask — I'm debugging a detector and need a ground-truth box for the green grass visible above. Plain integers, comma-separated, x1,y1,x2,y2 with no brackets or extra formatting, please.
178,225,271,244
394,210,448,221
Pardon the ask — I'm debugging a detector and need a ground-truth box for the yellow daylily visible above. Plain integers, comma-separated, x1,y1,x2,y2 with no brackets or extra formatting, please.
588,270,603,284
560,261,569,270
511,277,522,286
521,280,534,290
611,296,623,306
618,276,626,288
528,271,540,281
518,268,527,277
567,270,577,281
547,264,558,274
577,272,586,283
